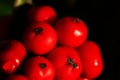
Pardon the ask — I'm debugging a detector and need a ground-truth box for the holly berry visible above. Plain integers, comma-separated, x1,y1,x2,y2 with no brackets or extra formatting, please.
47,47,82,80
54,16,88,48
22,22,57,55
76,40,104,79
5,74,28,80
0,1,104,80
28,5,56,25
23,56,55,80
0,40,26,74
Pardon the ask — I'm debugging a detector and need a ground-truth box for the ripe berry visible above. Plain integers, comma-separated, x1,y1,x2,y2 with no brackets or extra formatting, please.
0,40,26,74
76,40,104,79
28,5,56,25
47,47,82,80
22,22,57,55
23,56,55,80
54,17,88,48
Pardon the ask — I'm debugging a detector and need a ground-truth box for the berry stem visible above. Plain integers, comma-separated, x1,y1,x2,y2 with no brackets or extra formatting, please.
39,63,46,69
67,58,77,68
72,17,81,23
34,27,43,36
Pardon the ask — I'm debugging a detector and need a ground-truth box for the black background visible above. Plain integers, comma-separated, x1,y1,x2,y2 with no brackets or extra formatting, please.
1,0,120,80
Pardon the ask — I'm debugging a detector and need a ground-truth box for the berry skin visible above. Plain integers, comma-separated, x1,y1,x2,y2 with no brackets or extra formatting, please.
47,47,82,80
76,40,104,79
5,75,28,80
54,16,88,48
23,56,55,80
28,5,56,25
22,22,57,55
0,40,26,74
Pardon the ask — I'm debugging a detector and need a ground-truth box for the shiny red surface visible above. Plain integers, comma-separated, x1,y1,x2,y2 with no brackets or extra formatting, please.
47,47,82,80
76,40,104,79
54,17,88,48
0,40,26,74
23,56,55,80
22,22,57,55
28,5,56,25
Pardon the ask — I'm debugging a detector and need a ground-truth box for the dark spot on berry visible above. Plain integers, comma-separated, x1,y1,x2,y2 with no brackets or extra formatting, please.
39,63,46,69
72,17,81,23
34,27,43,36
67,58,77,68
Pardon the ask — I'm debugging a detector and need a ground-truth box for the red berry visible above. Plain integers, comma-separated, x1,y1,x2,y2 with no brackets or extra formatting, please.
0,40,26,74
23,56,55,80
22,22,57,55
28,5,56,25
54,17,88,48
76,40,104,79
47,47,82,80
5,75,28,80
